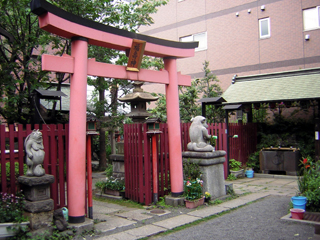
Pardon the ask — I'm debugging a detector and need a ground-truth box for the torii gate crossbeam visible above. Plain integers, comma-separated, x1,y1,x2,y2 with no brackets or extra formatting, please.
31,0,198,224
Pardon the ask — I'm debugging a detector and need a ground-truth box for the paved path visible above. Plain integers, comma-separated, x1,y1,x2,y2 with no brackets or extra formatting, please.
86,173,315,240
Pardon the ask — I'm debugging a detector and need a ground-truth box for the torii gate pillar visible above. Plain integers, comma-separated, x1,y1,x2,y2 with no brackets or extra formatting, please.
164,57,183,196
68,37,88,223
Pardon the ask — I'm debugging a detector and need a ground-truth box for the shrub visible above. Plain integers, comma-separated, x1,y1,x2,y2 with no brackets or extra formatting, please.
298,156,320,212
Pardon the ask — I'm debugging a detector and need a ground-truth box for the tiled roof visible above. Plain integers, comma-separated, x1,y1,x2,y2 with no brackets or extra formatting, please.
221,68,320,105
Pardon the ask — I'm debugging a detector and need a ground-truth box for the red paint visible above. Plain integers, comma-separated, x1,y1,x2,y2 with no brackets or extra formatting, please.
164,58,184,195
152,135,158,199
38,12,195,58
67,39,88,220
86,135,93,216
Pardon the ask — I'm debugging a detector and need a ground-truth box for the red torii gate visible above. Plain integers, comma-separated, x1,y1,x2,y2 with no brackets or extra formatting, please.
31,0,197,223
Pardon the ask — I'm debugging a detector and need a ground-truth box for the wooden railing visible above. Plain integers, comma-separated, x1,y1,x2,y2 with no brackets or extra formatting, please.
0,124,69,209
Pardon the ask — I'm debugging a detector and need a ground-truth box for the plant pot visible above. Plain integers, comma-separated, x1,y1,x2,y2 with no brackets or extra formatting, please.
230,169,244,178
0,222,29,238
204,197,211,202
245,170,254,178
104,189,121,196
185,197,205,209
291,196,307,210
290,208,305,220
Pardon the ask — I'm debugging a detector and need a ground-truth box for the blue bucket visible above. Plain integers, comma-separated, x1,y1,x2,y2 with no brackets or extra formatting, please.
291,196,307,210
245,170,254,178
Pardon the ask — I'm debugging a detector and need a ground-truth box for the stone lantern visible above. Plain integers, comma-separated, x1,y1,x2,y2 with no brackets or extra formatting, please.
118,81,158,123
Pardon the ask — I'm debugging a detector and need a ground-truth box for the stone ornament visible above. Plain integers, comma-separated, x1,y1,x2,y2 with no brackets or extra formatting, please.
187,116,215,152
24,129,45,177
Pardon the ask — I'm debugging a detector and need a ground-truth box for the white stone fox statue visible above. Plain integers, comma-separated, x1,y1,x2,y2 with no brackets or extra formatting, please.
24,129,46,177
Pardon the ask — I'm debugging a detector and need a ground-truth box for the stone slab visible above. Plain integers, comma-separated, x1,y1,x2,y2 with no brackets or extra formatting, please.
218,198,252,209
165,195,185,207
94,215,136,232
152,214,201,229
115,209,153,221
123,225,167,238
18,174,55,186
182,150,226,159
68,218,94,234
24,199,54,213
96,232,137,240
187,205,228,218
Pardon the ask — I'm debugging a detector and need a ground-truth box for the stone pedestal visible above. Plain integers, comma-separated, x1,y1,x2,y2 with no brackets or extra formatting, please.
110,154,125,178
182,151,226,199
18,174,55,231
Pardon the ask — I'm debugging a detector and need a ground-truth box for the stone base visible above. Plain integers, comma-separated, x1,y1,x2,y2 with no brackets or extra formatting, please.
183,150,227,199
24,199,54,213
110,154,125,178
24,210,53,230
165,194,185,207
18,174,54,202
69,218,94,234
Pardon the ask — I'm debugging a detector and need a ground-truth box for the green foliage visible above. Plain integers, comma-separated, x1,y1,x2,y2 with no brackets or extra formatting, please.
95,177,125,193
226,174,237,181
184,178,203,200
150,61,224,123
0,162,27,181
0,191,27,223
105,164,113,178
229,159,242,171
183,159,202,181
298,156,320,212
247,151,260,171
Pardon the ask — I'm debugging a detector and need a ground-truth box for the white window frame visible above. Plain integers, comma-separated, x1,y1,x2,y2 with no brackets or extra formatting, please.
179,32,207,52
303,6,320,31
259,18,271,39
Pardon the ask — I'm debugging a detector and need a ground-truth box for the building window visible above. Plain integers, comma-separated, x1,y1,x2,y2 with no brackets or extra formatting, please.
180,32,207,51
303,6,320,31
259,18,270,39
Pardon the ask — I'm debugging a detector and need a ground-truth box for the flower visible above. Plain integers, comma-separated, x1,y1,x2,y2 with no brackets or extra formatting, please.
305,165,310,169
184,179,203,201
205,192,211,198
303,158,308,164
0,191,27,223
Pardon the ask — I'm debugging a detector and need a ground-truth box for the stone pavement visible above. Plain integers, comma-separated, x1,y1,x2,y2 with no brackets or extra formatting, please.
89,173,299,240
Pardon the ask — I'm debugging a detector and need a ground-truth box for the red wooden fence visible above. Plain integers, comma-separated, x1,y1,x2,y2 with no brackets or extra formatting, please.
0,124,68,209
124,122,257,205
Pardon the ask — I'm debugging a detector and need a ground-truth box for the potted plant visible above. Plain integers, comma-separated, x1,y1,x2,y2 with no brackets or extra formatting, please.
184,178,205,209
204,192,211,202
0,191,29,238
293,156,320,212
229,159,244,178
95,177,125,196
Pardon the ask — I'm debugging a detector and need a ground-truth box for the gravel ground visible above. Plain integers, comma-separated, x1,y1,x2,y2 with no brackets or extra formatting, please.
150,195,315,240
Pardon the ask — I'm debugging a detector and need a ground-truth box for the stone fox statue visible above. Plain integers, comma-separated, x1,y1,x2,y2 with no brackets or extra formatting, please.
187,116,215,152
24,129,45,177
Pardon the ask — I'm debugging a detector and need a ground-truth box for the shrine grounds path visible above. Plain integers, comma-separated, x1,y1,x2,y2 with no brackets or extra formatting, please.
87,173,314,240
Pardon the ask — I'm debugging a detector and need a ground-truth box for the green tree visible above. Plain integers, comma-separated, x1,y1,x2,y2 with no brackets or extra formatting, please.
0,0,168,125
150,61,224,123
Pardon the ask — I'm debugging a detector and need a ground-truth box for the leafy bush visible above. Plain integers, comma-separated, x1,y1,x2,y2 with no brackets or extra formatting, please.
95,177,125,193
183,159,202,180
229,159,242,171
298,156,320,212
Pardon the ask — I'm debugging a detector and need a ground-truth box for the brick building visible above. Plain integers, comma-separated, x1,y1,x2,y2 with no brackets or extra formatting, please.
139,0,320,97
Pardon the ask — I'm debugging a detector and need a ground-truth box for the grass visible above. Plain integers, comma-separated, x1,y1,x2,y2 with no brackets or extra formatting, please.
93,195,144,209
